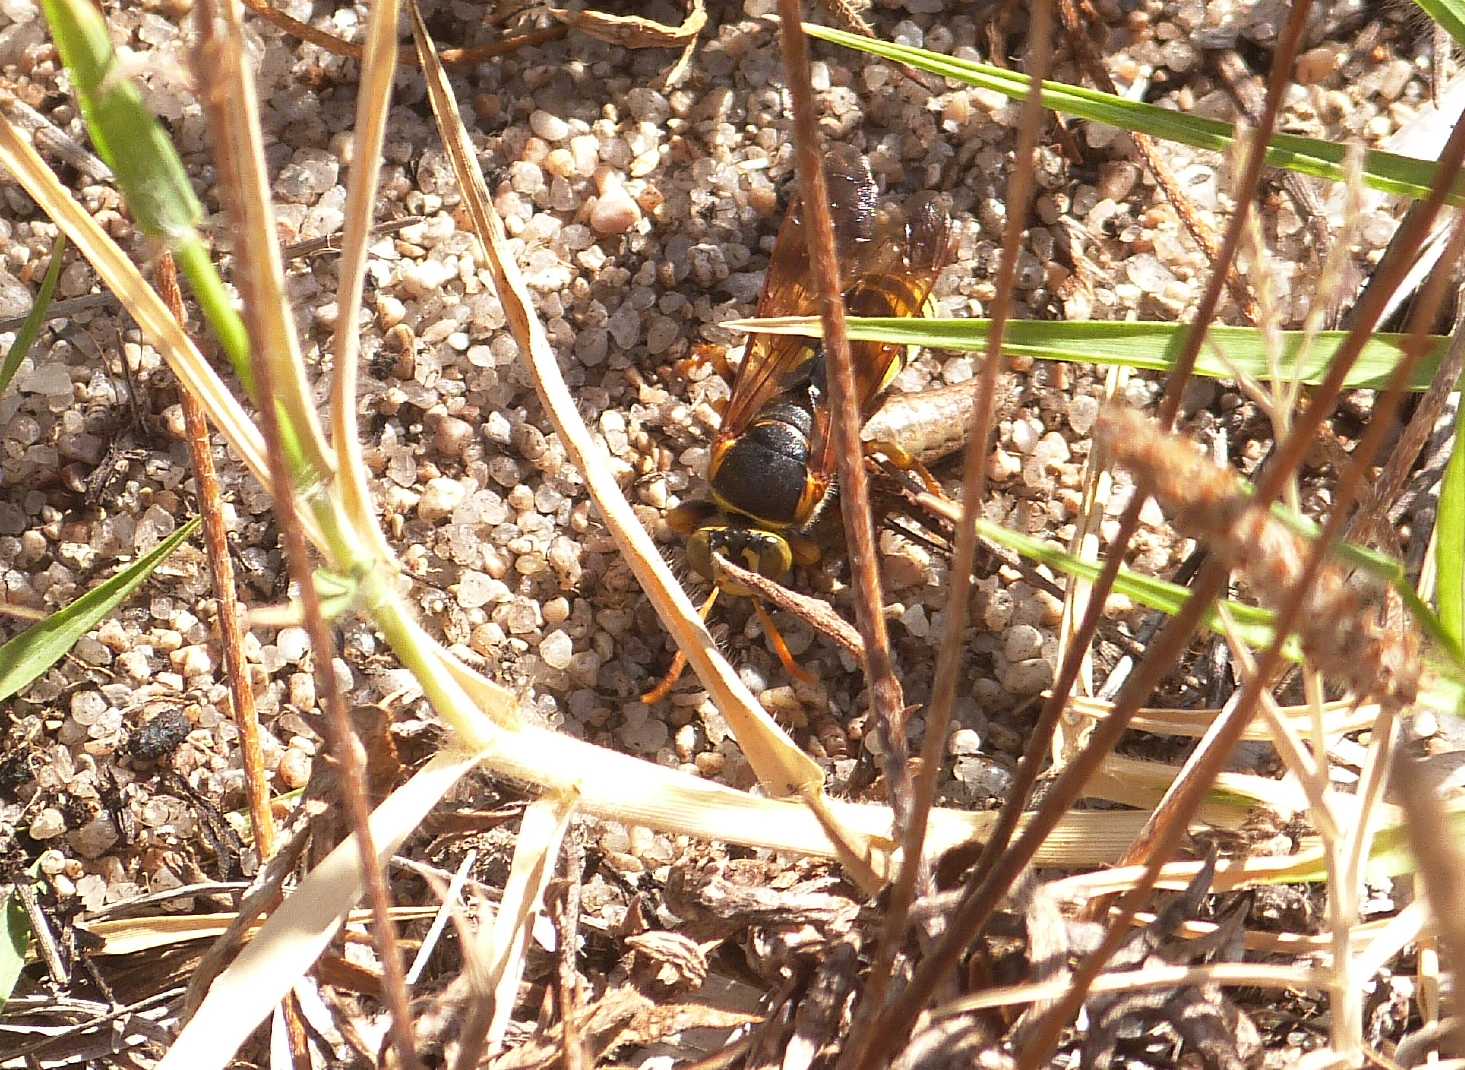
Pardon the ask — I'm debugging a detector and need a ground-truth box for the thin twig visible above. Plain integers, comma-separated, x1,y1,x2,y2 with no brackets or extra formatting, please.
710,552,864,660
842,1,1053,1060
155,252,275,862
775,0,911,832
1059,0,1259,324
192,2,420,1066
239,0,565,65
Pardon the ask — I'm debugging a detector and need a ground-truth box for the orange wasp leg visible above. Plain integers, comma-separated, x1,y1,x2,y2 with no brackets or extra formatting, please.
675,343,733,418
753,600,817,687
865,438,946,498
641,587,720,704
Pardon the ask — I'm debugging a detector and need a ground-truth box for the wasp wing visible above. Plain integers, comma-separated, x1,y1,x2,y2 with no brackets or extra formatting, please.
718,145,884,439
802,189,953,508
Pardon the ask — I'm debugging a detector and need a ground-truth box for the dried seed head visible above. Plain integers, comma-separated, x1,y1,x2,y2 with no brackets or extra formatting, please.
1100,407,1419,711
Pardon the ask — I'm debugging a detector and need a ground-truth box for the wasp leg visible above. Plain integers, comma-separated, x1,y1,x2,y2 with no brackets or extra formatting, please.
787,532,823,568
675,344,733,419
752,600,817,686
865,438,947,498
641,588,720,704
676,342,734,381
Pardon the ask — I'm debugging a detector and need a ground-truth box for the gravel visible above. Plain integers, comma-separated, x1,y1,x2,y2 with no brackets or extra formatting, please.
0,0,1440,1056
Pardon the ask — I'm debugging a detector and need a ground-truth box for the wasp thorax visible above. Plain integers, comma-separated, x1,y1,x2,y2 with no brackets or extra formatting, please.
686,524,793,596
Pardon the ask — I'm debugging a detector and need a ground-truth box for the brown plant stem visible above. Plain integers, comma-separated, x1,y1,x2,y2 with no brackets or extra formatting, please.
1015,77,1465,1070
155,249,303,1063
1058,0,1259,324
191,2,421,1065
775,4,911,807
155,253,274,862
239,0,565,65
841,1,1054,1061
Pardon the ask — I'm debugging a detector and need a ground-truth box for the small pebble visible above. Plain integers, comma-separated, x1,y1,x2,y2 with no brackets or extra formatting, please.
419,477,468,522
540,629,574,671
591,169,642,236
30,807,67,839
530,109,570,142
278,748,312,789
276,627,311,664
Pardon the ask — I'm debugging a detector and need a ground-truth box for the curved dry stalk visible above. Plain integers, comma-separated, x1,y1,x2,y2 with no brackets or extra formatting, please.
404,4,883,880
192,0,334,488
850,3,1053,1050
327,0,401,560
774,0,909,797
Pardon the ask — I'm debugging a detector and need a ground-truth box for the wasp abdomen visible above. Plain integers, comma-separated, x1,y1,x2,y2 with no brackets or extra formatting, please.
710,400,813,527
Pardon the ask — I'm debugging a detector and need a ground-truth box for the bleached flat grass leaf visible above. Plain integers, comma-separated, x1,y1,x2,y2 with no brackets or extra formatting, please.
0,516,200,704
404,1,867,875
155,749,483,1070
474,795,577,1058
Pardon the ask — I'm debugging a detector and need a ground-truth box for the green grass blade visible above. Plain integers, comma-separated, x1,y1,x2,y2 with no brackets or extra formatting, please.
0,886,28,1011
42,0,201,244
0,233,65,397
42,0,256,397
1267,501,1465,668
973,518,1286,652
805,24,1456,205
0,516,201,703
1415,0,1465,49
734,316,1448,392
1438,426,1465,650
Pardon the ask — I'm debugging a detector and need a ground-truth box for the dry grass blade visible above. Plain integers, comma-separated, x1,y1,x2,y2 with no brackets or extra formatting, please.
403,3,886,886
933,962,1329,1017
0,116,271,492
239,0,565,65
453,794,577,1066
154,750,485,1070
851,3,1053,1051
191,0,333,486
76,906,439,956
1062,694,1382,740
192,4,421,1063
1054,364,1127,760
327,0,400,557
